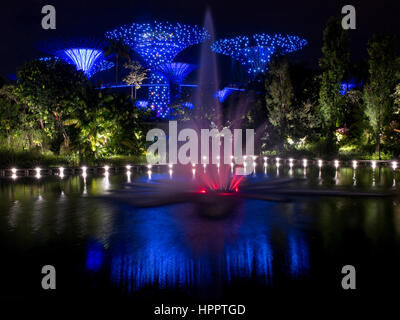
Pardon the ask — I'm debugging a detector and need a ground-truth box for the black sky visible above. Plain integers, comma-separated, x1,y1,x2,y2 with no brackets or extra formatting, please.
1,0,400,80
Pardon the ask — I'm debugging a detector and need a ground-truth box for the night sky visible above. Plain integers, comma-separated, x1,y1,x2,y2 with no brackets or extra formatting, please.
1,0,400,80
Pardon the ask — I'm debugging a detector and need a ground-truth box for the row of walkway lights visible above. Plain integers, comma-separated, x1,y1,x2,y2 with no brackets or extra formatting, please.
6,159,399,180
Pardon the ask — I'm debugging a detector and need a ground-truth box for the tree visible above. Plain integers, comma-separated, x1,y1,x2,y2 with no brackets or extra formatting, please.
1,59,152,161
290,64,322,140
363,34,398,159
265,56,294,147
318,17,349,148
66,91,152,159
122,61,147,101
104,39,131,83
15,59,89,150
0,84,49,150
0,85,21,147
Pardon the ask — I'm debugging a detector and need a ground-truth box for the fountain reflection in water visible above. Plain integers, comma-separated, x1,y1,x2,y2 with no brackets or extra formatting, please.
288,232,309,277
2,170,398,298
76,8,395,296
106,199,309,294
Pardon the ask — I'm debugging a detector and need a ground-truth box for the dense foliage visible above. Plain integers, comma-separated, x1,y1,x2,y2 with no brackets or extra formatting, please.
0,59,151,166
1,16,400,165
262,18,400,159
363,34,398,158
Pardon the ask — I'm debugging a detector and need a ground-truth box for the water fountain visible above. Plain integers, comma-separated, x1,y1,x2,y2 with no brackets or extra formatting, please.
102,10,395,220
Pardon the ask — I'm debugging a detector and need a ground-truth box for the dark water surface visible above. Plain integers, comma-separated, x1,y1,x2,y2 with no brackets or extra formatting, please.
1,165,399,314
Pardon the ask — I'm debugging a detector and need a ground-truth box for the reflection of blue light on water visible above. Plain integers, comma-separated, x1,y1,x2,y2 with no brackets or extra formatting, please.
104,198,310,292
110,239,273,292
110,206,201,291
108,203,275,292
111,247,197,291
86,241,103,272
288,232,309,277
225,236,273,284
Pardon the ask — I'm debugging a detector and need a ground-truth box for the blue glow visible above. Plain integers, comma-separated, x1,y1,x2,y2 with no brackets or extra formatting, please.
107,198,279,292
91,59,114,78
38,56,60,62
156,63,197,85
39,38,114,78
156,63,197,101
148,73,170,118
61,48,113,78
288,232,309,277
109,214,274,292
215,87,242,102
64,48,102,74
136,100,149,108
86,241,103,272
106,21,209,117
224,235,273,284
212,33,307,76
339,80,358,96
180,102,194,109
110,206,199,291
105,21,208,69
84,184,310,293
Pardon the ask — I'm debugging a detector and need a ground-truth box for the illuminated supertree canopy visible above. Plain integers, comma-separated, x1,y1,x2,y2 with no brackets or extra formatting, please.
155,62,197,102
105,21,209,117
212,34,307,76
155,62,197,85
38,38,114,78
105,21,208,68
215,87,244,103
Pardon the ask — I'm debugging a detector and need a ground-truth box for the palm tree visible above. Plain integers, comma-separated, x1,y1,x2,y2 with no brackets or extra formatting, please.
104,39,131,83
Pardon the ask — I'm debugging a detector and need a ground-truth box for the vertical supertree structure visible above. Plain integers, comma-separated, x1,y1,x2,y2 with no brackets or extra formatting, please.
38,38,114,78
211,34,307,77
105,21,208,117
155,62,197,102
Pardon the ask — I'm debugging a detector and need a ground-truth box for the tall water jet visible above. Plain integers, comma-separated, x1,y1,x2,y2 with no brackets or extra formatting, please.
194,8,222,127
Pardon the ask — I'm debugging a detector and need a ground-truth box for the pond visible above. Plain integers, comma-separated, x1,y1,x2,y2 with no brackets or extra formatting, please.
0,164,399,312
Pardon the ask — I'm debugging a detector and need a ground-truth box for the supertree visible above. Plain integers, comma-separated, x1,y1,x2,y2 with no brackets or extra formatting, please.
105,21,208,117
155,62,197,101
212,34,307,77
38,38,114,78
215,87,244,103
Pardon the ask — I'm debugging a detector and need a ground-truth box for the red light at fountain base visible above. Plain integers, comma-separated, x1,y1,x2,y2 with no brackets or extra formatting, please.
192,182,242,219
197,187,239,195
196,164,244,195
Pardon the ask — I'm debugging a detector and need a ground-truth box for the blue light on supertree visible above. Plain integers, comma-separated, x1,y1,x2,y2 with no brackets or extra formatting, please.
156,62,197,101
156,63,197,85
105,21,209,117
180,102,194,109
149,73,170,117
90,59,114,78
38,38,114,78
105,21,208,68
38,56,60,62
215,87,236,103
136,100,149,109
215,87,245,102
212,34,307,77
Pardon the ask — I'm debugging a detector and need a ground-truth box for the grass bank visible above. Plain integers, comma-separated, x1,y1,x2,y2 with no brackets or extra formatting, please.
0,149,146,168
